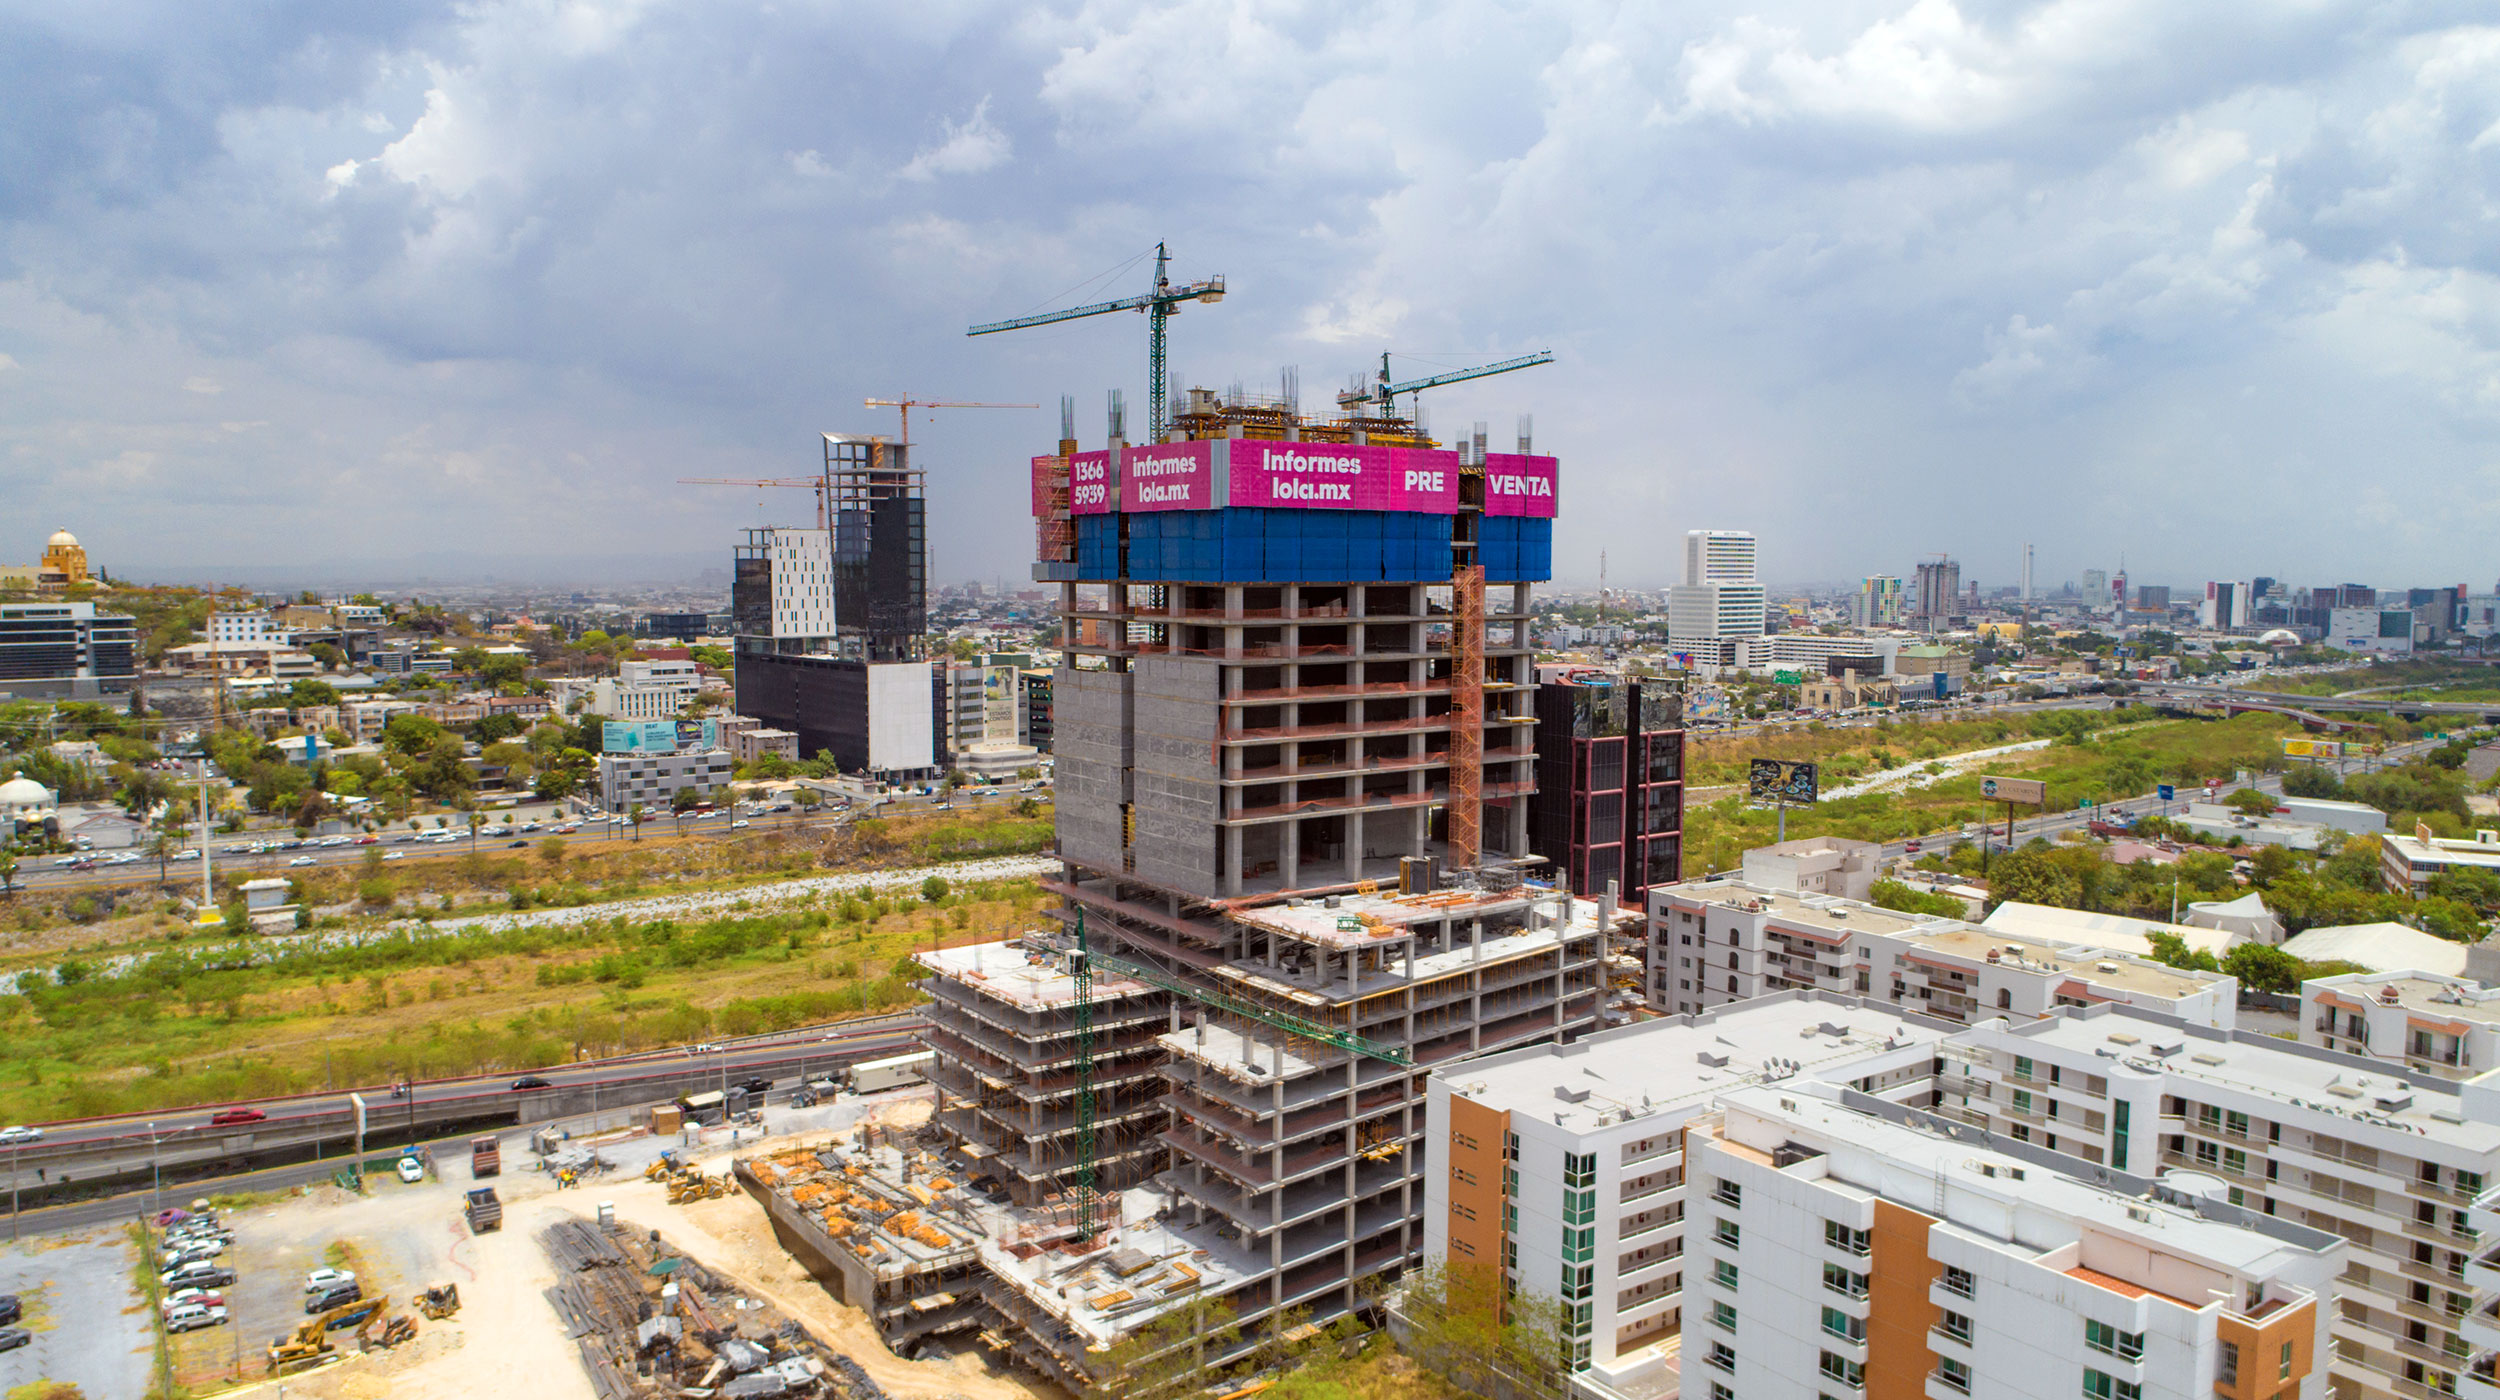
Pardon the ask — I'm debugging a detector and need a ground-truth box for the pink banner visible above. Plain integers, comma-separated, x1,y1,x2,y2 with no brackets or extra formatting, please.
1068,450,1113,515
1120,441,1217,512
1481,453,1559,518
1227,441,1460,512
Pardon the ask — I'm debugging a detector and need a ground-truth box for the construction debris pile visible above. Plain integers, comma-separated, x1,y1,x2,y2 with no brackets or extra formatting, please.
540,1218,847,1400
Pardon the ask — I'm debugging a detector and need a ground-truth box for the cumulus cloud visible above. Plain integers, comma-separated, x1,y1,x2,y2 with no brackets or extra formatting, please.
899,99,1011,181
0,0,2494,587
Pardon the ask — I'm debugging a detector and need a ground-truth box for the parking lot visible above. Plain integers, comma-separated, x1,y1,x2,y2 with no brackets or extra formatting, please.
160,1161,458,1390
0,1225,151,1400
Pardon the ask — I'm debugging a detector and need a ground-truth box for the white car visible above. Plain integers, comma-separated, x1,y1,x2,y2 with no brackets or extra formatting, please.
174,849,200,861
0,1126,39,1145
302,1267,357,1295
164,1302,229,1332
287,856,316,867
382,851,405,861
397,1155,424,1184
730,820,751,830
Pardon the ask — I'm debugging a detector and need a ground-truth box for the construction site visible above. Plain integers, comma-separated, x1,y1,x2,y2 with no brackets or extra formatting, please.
712,258,1628,1395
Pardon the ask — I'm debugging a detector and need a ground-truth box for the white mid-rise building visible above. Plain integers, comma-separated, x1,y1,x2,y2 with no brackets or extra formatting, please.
207,611,274,645
1670,529,1767,664
1684,530,1758,585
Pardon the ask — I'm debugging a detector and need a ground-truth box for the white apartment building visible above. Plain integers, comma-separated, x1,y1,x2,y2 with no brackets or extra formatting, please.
553,658,702,721
1685,1085,2337,1400
1729,632,1903,676
1649,876,2240,1028
1423,995,1951,1389
753,526,836,641
2302,971,2500,1083
1421,992,2345,1400
206,610,274,645
1941,1008,2500,1400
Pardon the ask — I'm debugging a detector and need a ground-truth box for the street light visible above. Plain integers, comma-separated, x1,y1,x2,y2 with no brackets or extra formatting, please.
149,1121,161,1216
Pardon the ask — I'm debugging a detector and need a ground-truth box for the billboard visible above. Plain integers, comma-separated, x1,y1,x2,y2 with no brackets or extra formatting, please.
1480,453,1560,518
1978,776,2047,805
2283,739,2346,758
603,718,719,755
1226,440,1461,513
1119,441,1218,512
1067,450,1114,515
1747,759,1819,805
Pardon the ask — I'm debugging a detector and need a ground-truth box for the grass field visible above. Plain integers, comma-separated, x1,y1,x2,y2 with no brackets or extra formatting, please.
0,805,1058,1124
1679,709,2329,875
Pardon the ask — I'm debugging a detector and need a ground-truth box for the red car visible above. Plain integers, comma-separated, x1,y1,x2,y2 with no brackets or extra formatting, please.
207,1108,266,1127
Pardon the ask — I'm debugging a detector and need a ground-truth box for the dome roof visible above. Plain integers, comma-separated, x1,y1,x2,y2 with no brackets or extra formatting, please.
0,776,54,806
2258,627,2301,646
46,529,77,549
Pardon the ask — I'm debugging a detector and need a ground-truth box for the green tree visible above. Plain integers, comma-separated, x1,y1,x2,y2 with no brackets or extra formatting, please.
538,836,566,871
2224,788,2278,816
0,851,16,896
2146,930,2221,973
1987,845,2082,911
1868,878,1966,919
2221,942,2303,994
921,874,950,903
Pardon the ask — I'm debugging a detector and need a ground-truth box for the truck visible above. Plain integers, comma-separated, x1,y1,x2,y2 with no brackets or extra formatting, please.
464,1187,502,1233
469,1135,500,1179
848,1050,936,1095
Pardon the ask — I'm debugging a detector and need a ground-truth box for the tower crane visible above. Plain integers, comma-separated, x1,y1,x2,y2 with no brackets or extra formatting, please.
676,475,837,529
967,242,1225,441
863,397,1035,445
1336,350,1556,423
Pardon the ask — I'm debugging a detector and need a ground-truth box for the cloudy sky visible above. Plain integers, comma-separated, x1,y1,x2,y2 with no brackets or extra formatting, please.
4,0,2497,593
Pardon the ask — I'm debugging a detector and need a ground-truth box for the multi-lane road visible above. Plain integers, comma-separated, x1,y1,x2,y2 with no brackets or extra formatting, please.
6,781,1049,896
0,1012,925,1235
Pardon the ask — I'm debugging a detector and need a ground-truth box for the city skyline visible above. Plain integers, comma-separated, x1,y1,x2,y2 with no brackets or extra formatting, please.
5,5,2496,586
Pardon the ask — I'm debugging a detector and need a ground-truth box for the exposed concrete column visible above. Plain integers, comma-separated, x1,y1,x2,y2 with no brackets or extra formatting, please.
1345,949,1359,998
1345,811,1365,882
1281,816,1299,889
1224,825,1243,898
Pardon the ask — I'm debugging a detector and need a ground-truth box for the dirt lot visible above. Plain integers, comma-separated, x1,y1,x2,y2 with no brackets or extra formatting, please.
168,1091,1059,1400
0,1225,152,1400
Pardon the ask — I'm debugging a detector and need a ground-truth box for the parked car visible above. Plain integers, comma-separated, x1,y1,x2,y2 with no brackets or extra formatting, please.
165,1302,229,1332
301,1267,357,1295
163,1288,225,1313
510,1075,552,1091
162,1261,236,1291
208,1108,266,1126
165,1239,228,1264
0,1126,42,1145
0,1294,18,1325
306,1283,363,1314
397,1155,425,1184
737,1076,773,1096
0,1326,28,1351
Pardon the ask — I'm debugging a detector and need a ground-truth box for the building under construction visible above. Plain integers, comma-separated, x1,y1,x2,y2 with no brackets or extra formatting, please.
910,383,1627,1385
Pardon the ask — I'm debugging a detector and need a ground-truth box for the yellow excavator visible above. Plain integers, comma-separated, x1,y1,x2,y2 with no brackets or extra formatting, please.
416,1282,461,1320
267,1294,398,1374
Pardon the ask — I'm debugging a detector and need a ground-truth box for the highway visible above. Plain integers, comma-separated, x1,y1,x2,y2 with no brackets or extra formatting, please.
4,781,1048,896
0,1012,924,1223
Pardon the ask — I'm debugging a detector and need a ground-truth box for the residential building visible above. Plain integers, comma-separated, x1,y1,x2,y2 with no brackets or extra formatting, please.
1741,836,1878,901
1683,1085,2336,1400
2302,970,2500,1074
2380,827,2500,898
206,610,275,646
2137,584,2173,613
1855,575,1906,628
2203,581,2254,630
1648,875,2239,1026
1797,673,1898,710
728,723,798,765
0,601,138,699
1420,993,2342,1400
552,657,702,721
1527,669,1685,907
594,748,734,811
1729,632,1902,675
161,639,320,680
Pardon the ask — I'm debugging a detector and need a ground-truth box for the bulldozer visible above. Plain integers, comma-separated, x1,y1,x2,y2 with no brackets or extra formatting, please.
643,1150,682,1182
267,1294,395,1374
416,1283,461,1320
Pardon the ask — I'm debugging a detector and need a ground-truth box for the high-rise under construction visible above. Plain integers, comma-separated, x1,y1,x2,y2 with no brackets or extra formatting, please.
912,385,1632,1388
